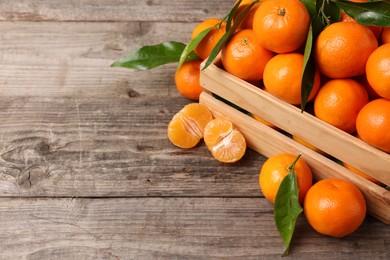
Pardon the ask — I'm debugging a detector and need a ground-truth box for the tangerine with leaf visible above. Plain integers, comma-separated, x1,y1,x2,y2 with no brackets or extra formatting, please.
192,18,227,60
259,153,313,205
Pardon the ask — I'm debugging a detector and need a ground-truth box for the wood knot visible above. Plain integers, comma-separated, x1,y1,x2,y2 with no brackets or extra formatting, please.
16,165,50,189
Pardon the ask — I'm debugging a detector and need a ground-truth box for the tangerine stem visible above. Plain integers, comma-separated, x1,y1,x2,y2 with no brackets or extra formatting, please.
287,153,303,172
278,8,286,16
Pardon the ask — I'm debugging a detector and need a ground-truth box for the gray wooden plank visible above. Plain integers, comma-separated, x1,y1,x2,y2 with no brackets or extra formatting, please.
0,197,387,259
0,0,232,22
0,21,197,98
0,96,266,197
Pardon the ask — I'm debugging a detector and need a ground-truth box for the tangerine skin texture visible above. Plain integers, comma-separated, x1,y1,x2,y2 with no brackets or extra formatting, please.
259,153,312,205
314,22,378,78
263,53,320,105
174,60,204,100
192,18,226,60
221,29,274,82
304,178,366,238
252,0,310,53
356,98,390,153
365,43,390,99
314,79,368,134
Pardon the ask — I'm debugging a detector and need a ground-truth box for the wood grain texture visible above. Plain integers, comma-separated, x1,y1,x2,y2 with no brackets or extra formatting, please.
0,0,232,22
0,21,197,98
0,96,265,197
0,197,388,259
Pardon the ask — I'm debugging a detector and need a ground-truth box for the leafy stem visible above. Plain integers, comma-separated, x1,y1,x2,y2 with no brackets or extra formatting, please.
274,153,304,256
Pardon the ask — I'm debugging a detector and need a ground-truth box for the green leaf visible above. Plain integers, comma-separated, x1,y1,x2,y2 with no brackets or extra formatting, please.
300,0,317,18
177,27,214,70
226,0,243,31
111,41,198,70
274,154,303,256
202,0,258,70
333,0,390,26
301,24,315,112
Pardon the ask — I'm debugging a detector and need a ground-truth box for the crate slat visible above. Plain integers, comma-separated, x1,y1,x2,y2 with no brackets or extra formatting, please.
199,62,390,224
200,62,390,186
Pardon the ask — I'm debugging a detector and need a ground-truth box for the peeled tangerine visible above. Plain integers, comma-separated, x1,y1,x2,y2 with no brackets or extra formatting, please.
204,118,246,163
168,103,213,149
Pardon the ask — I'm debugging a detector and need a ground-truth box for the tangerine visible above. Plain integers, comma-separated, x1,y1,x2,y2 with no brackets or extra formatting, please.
234,0,261,30
259,153,313,205
314,79,369,133
314,22,378,78
221,29,274,82
382,27,390,44
175,60,204,100
356,98,390,153
192,18,227,60
365,43,390,99
340,11,383,40
203,118,246,163
167,103,213,149
263,53,320,105
304,178,366,238
252,0,310,53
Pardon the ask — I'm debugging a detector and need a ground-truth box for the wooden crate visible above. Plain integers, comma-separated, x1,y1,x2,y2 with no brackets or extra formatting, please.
199,60,390,224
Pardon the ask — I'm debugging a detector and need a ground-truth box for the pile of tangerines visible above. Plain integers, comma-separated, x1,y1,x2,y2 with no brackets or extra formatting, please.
168,0,389,244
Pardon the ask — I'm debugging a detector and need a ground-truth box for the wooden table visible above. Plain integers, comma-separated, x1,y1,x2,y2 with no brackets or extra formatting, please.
0,1,388,258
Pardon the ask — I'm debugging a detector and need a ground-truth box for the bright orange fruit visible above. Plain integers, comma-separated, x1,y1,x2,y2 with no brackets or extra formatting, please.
175,60,204,100
252,0,310,53
314,22,378,78
203,118,246,163
304,178,366,238
314,79,369,133
263,53,320,105
168,103,213,149
356,98,390,153
365,43,390,100
221,29,274,82
192,18,227,60
259,153,313,205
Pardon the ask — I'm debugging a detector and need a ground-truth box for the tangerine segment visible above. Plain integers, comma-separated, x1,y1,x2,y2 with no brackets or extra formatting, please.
259,153,313,205
356,98,390,153
252,0,310,53
204,118,246,163
304,178,366,238
167,103,213,149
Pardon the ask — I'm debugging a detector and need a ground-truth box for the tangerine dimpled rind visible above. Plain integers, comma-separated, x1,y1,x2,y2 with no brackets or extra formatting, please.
221,29,274,82
304,178,366,238
191,18,227,60
259,153,313,205
356,98,390,153
252,0,310,53
263,53,320,105
365,43,390,100
314,79,369,133
174,60,204,101
314,22,378,79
